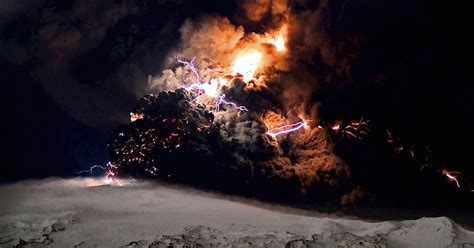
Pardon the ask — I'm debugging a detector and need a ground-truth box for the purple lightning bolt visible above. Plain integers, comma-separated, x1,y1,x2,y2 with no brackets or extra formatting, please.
266,121,307,138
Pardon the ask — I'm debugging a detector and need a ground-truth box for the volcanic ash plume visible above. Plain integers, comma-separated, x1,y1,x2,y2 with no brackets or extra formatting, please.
109,89,360,204
108,3,366,205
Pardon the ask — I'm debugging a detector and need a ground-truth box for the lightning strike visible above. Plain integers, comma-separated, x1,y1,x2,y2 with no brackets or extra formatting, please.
177,57,248,112
104,162,118,184
177,56,201,84
76,165,107,175
75,162,119,185
266,121,307,138
215,94,248,111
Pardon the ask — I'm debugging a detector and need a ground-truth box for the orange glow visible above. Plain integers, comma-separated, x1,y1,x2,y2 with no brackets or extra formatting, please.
262,111,285,130
268,35,285,52
296,113,312,130
263,111,312,138
232,51,262,82
442,170,461,188
201,78,226,97
230,25,288,84
130,112,144,122
263,25,288,52
331,120,343,132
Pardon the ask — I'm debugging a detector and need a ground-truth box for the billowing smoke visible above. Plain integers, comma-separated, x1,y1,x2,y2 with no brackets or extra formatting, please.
107,0,369,205
106,0,472,207
2,0,471,204
109,88,361,205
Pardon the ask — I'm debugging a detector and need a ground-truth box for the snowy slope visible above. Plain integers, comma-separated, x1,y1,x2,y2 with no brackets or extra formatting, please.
0,178,473,247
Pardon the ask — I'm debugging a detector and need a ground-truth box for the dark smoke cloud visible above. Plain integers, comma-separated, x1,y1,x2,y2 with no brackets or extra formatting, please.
111,0,474,207
0,0,46,29
236,0,288,28
3,0,470,206
109,89,361,204
107,0,371,205
1,0,186,129
0,0,354,130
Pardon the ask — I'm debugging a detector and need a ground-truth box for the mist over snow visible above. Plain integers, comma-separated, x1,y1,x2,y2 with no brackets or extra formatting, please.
1,178,473,247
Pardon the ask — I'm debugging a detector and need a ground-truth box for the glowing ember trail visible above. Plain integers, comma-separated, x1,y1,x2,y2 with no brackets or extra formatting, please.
342,118,370,139
177,57,248,112
266,121,307,138
442,170,461,188
232,52,262,82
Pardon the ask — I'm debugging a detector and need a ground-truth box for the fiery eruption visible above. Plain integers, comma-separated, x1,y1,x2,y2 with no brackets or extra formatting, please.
233,52,262,83
263,25,288,53
98,1,472,205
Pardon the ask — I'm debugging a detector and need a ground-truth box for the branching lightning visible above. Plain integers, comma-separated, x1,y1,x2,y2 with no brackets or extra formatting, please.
76,165,107,175
177,56,201,84
112,25,474,196
215,94,248,111
104,162,118,184
77,162,118,185
177,57,248,112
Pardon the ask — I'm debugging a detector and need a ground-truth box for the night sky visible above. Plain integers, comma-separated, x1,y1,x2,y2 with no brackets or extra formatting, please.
1,0,473,208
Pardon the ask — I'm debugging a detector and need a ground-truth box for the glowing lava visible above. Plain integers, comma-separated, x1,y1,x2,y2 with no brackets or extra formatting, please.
232,52,262,82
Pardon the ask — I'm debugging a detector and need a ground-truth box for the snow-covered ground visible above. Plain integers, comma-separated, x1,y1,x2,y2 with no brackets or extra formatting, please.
0,178,473,247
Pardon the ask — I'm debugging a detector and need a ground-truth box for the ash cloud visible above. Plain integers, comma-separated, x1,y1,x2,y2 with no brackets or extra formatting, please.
150,0,358,115
111,0,368,205
109,89,360,204
3,0,470,206
1,0,186,129
1,0,428,205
